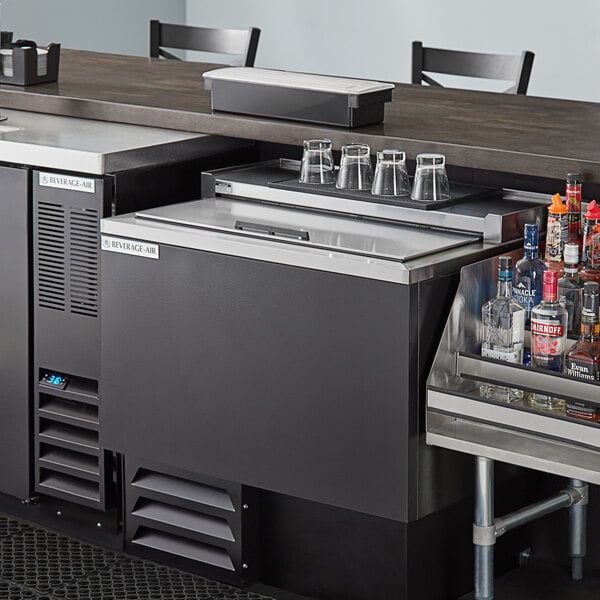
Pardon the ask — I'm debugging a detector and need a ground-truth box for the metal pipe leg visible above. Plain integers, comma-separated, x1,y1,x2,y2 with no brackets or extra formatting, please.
474,457,494,600
568,479,587,580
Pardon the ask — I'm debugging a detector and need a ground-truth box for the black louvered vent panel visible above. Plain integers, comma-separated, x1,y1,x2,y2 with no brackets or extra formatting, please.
69,207,99,317
125,461,252,585
35,378,106,510
37,201,66,311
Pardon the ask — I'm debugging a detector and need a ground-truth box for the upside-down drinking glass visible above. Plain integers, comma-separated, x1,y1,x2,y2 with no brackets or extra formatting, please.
411,153,450,201
371,149,411,197
299,138,336,184
336,143,373,191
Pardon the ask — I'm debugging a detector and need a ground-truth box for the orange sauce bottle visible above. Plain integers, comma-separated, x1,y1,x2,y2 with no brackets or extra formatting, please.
545,193,568,274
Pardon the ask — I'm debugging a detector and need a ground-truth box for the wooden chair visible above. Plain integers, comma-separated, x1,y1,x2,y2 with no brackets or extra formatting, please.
412,41,535,95
149,20,261,67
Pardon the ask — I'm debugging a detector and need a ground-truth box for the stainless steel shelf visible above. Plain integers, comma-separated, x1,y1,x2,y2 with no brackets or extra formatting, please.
456,353,600,405
427,412,600,484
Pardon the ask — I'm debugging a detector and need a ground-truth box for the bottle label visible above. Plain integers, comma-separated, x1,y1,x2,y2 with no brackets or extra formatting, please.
545,214,567,261
566,360,599,381
583,217,600,270
531,321,564,337
513,282,541,313
531,319,565,365
567,210,582,248
481,347,520,363
566,399,599,420
566,184,581,213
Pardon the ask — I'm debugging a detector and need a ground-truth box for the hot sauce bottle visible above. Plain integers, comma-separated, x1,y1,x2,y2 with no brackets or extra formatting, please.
566,173,583,252
581,200,600,284
545,193,568,272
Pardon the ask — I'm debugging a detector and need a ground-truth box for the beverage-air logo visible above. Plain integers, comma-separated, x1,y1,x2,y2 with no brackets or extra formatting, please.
101,236,159,260
39,172,95,193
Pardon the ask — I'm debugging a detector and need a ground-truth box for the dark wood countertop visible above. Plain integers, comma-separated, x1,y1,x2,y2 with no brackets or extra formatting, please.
2,49,600,182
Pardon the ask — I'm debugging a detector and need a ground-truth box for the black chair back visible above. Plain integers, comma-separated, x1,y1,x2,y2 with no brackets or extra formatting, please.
412,41,534,95
150,20,260,67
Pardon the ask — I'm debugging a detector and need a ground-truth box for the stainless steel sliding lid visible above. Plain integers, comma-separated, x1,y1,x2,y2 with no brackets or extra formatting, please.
135,198,478,263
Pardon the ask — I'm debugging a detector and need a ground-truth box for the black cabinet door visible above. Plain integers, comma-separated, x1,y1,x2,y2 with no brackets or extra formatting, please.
101,244,415,521
0,165,31,499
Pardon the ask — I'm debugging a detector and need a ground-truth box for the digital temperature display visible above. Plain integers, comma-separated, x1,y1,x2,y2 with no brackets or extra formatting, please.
41,373,69,390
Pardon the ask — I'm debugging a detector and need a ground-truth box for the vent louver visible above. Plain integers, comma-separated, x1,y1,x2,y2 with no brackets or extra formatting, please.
125,461,252,585
37,201,66,311
35,378,106,510
69,207,99,317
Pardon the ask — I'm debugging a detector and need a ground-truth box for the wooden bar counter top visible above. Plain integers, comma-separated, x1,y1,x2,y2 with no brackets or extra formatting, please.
1,49,599,182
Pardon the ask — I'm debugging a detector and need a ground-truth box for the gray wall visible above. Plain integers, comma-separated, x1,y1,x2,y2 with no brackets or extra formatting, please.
186,0,600,102
2,0,185,57
3,0,599,101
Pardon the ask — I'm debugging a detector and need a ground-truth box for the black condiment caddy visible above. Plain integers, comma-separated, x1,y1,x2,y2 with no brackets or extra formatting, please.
0,31,60,86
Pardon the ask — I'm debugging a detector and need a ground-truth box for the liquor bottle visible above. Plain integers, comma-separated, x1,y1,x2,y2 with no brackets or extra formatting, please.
480,256,525,402
530,270,568,411
544,193,568,272
513,223,547,328
558,243,583,336
566,173,582,252
565,282,600,422
581,199,600,284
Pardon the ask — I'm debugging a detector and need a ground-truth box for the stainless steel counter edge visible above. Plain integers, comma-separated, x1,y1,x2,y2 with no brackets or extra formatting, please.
101,211,506,285
0,110,250,174
2,135,246,175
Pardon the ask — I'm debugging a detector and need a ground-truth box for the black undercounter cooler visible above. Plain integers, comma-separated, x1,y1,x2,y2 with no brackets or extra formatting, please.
0,109,249,539
99,160,547,600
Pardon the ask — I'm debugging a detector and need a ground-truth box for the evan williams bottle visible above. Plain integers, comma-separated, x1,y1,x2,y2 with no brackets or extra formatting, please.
565,282,600,422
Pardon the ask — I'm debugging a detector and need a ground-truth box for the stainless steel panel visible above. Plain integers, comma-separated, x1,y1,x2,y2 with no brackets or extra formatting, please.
429,390,600,449
427,416,600,485
0,110,242,174
135,198,479,263
102,208,508,284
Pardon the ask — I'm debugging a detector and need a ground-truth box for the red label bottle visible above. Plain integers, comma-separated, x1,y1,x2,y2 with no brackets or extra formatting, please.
581,200,600,283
